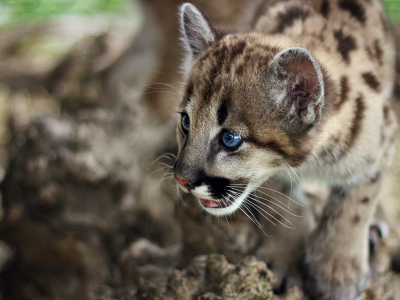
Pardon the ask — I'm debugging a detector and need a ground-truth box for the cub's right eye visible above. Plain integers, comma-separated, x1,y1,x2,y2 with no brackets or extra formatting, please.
181,114,190,134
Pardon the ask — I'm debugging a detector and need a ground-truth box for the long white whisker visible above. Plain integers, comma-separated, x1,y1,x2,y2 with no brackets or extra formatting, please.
282,166,294,204
224,190,272,237
175,184,183,212
142,91,179,97
229,187,297,216
230,186,292,210
158,162,173,169
146,81,181,92
225,191,261,229
240,202,270,237
284,160,301,184
239,200,270,237
230,183,303,206
151,172,175,192
244,198,276,226
221,195,232,229
246,194,302,218
147,152,176,168
148,165,173,178
240,200,261,226
240,204,260,227
245,199,296,229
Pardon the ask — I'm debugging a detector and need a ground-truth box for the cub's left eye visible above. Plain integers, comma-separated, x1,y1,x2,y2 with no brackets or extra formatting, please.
221,130,242,150
181,114,190,133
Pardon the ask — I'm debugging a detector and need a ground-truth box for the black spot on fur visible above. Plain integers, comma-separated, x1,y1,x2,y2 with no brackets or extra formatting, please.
338,0,366,24
361,197,370,204
391,250,400,272
365,46,374,61
383,104,390,124
217,102,228,125
362,72,381,92
374,40,383,66
229,41,246,62
334,76,349,110
334,30,357,63
321,0,330,18
370,172,381,184
380,124,385,144
340,76,350,103
273,6,310,34
347,95,365,149
353,215,360,224
236,64,245,76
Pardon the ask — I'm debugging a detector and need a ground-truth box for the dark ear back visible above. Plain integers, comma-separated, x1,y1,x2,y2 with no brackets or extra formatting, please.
266,47,324,133
179,3,216,64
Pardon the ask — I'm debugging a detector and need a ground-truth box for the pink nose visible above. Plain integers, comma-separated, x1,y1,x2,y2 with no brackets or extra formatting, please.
175,175,194,190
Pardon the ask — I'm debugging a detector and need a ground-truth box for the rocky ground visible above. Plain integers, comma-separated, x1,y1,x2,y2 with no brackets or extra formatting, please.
0,5,398,300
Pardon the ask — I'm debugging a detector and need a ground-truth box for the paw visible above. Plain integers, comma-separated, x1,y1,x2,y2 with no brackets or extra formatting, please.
302,253,370,300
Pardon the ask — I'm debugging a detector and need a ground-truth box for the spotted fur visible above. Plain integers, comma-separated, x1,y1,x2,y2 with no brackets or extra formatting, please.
174,1,397,299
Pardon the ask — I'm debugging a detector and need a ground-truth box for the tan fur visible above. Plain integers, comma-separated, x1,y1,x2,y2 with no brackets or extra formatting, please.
173,1,397,299
135,0,267,119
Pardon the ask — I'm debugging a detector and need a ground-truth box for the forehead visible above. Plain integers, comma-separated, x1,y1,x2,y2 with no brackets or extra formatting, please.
193,34,279,79
181,34,279,123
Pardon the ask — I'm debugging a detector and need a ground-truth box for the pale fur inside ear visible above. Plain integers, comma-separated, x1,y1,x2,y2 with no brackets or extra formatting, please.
179,3,216,65
268,47,324,126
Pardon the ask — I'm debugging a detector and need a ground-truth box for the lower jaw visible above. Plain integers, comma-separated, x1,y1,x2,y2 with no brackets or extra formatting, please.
196,184,249,213
198,196,234,208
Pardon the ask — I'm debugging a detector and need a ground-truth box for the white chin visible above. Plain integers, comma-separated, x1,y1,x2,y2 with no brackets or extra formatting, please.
200,186,253,216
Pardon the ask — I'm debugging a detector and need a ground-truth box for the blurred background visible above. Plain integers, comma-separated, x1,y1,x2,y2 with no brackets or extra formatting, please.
0,0,397,299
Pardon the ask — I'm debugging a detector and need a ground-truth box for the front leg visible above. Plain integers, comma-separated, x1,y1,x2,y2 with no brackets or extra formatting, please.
303,176,382,300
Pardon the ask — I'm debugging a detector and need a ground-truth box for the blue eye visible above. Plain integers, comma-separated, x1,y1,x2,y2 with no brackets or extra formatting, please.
181,114,190,133
221,131,242,150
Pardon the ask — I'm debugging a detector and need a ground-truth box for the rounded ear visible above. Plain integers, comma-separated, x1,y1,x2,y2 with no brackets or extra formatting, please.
266,47,325,133
179,3,216,64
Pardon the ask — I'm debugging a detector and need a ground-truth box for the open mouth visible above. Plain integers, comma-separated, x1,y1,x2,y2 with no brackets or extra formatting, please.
197,183,248,209
198,195,234,208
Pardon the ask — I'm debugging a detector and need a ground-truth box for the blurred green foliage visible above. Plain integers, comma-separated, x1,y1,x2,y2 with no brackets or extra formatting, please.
0,0,128,27
0,0,399,27
384,0,400,22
